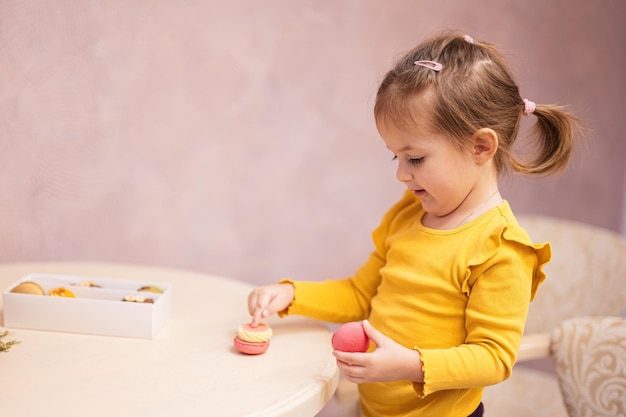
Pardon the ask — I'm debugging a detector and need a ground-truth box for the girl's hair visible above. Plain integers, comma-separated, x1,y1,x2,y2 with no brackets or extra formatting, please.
374,31,582,175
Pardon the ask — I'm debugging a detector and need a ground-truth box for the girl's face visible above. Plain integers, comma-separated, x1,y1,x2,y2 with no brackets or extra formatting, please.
377,118,482,220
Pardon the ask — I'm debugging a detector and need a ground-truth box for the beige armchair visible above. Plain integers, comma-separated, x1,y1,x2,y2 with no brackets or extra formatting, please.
334,216,626,417
550,316,626,417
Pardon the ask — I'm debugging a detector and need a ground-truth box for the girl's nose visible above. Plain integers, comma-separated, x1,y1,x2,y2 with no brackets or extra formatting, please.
396,161,412,183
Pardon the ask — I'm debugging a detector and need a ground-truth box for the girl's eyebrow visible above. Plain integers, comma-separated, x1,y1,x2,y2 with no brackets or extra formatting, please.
397,145,415,152
386,145,418,152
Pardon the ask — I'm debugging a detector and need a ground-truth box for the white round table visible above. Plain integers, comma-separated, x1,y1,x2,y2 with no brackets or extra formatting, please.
0,262,338,417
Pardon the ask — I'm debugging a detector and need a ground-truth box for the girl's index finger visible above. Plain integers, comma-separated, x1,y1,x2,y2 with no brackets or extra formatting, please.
250,292,272,326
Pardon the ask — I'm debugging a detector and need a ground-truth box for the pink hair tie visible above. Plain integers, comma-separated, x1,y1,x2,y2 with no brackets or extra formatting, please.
463,34,474,44
523,99,536,116
414,60,442,72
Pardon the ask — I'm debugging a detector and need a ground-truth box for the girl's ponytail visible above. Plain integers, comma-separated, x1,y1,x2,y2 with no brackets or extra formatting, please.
509,103,582,176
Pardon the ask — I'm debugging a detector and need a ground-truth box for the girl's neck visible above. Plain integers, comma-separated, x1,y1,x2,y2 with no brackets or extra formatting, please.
423,189,502,230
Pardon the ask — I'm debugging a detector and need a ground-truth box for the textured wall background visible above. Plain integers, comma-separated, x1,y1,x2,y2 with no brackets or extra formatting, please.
1,0,625,286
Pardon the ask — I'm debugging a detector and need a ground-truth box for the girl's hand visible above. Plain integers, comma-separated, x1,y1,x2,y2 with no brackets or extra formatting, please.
247,283,294,327
333,320,424,383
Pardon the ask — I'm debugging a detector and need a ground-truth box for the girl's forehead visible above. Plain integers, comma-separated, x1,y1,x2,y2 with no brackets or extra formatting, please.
379,123,447,152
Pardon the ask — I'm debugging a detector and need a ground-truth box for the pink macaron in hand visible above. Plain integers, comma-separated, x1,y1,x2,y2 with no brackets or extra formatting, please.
331,321,370,352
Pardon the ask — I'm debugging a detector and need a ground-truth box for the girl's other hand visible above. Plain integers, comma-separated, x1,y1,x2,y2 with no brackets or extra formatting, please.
247,283,294,327
333,320,424,383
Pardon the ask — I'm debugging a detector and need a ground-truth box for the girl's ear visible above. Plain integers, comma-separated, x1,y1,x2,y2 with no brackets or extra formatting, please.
471,128,499,164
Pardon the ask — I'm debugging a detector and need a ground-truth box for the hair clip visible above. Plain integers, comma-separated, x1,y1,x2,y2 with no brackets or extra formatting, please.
463,35,474,44
523,99,536,116
414,60,443,72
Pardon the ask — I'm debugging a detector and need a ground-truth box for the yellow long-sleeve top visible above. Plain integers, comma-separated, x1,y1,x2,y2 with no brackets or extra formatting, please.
280,191,551,417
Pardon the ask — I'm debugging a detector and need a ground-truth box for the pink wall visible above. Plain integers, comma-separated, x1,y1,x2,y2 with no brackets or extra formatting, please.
1,1,624,285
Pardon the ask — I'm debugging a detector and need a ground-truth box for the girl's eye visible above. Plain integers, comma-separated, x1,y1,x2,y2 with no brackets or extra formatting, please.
408,157,424,165
391,155,424,165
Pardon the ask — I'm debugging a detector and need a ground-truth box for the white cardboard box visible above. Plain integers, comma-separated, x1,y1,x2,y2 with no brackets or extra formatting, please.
2,273,171,339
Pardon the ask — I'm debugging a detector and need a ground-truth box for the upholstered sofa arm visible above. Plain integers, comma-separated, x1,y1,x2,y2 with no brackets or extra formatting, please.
517,332,551,362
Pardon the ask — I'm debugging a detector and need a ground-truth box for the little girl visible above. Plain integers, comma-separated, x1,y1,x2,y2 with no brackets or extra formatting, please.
247,31,581,417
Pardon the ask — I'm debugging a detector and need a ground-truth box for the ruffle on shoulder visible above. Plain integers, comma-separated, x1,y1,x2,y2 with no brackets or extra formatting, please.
462,222,551,301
